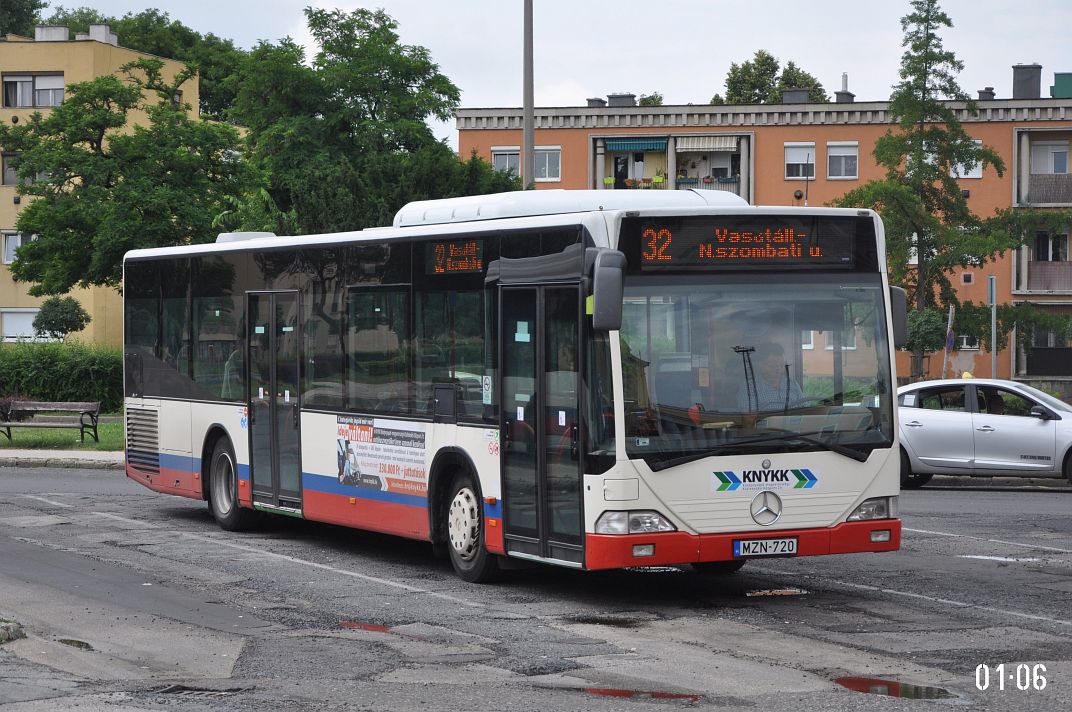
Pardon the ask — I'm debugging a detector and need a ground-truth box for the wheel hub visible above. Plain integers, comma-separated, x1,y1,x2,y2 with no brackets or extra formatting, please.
447,487,479,561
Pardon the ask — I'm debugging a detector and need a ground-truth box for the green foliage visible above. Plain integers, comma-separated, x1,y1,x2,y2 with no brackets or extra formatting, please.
45,6,246,119
230,8,518,235
722,50,828,104
0,342,122,412
0,0,46,36
956,301,1072,355
638,92,664,106
32,296,91,341
905,307,947,353
0,58,254,295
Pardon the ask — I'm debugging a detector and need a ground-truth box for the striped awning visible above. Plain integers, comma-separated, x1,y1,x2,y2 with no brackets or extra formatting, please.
675,135,739,152
605,137,668,152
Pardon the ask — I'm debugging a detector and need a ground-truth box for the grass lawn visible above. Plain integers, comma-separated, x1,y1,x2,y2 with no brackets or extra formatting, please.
0,421,123,451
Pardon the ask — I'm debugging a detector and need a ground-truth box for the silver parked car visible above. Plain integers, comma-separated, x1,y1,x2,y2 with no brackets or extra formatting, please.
897,378,1072,488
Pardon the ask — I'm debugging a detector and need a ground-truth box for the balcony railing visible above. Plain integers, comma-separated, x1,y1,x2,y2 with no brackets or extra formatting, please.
602,176,741,195
1025,173,1072,204
1026,261,1072,291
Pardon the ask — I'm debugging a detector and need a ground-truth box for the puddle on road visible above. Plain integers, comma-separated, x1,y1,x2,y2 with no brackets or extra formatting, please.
339,620,392,633
58,638,93,651
565,615,644,629
744,588,808,597
836,676,953,699
585,687,704,702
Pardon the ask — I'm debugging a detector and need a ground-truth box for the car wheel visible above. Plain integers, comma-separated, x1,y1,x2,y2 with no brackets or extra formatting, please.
208,438,257,531
445,471,500,583
691,560,747,575
1063,452,1072,486
900,448,933,489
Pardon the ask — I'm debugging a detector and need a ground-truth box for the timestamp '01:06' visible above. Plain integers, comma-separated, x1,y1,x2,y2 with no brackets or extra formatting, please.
975,664,1047,691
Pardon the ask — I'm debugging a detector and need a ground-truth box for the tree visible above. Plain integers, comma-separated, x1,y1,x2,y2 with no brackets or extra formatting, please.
0,58,254,294
720,50,829,104
0,0,46,37
832,0,1013,377
230,7,517,235
43,7,246,119
638,92,663,106
32,296,90,341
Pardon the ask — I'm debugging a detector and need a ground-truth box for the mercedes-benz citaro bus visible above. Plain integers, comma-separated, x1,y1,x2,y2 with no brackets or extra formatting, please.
123,189,906,582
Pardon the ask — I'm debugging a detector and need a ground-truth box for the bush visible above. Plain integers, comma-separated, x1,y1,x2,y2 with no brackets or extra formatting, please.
32,296,92,341
0,342,122,412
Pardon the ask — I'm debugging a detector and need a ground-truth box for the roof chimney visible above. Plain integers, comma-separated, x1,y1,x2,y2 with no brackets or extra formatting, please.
1012,63,1042,100
607,93,636,107
586,97,607,108
781,87,810,104
75,23,118,46
978,86,996,100
34,26,69,41
835,72,855,103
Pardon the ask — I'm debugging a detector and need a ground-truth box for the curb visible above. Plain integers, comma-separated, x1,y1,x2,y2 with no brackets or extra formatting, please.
928,475,1071,490
0,619,26,644
0,456,124,470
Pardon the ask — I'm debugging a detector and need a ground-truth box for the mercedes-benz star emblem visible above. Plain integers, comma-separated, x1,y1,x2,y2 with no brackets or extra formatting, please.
750,491,783,526
761,459,772,469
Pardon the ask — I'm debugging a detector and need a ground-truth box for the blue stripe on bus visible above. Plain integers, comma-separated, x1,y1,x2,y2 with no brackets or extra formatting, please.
159,453,199,473
484,499,503,519
302,472,427,508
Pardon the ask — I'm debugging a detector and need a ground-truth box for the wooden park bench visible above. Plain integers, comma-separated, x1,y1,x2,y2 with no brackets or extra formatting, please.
0,401,101,442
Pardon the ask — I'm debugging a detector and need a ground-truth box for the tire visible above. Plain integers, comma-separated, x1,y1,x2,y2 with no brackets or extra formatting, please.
692,560,747,575
1063,451,1072,486
208,438,256,531
899,448,933,489
444,471,499,583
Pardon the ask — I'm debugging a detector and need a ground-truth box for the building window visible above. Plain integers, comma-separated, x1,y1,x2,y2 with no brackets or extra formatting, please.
784,143,815,179
1,153,17,185
962,272,974,285
3,73,63,108
824,329,857,350
1033,329,1068,349
827,142,858,179
1034,232,1069,262
1031,141,1070,175
2,232,35,265
1,309,38,342
951,139,984,179
490,146,560,182
801,330,814,350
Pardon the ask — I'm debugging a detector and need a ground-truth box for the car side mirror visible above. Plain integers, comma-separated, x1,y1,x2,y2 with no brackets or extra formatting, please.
1029,405,1054,420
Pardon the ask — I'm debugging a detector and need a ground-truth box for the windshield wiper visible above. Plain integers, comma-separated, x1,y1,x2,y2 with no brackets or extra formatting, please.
649,431,870,471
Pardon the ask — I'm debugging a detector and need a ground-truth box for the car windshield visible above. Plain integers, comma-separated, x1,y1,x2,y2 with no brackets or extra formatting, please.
1016,383,1072,413
620,273,895,468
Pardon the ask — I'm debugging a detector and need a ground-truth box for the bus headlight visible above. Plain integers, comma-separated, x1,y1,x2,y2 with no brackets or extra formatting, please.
595,510,677,534
847,496,897,521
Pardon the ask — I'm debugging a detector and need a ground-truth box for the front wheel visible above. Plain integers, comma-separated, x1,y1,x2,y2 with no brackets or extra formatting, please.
208,438,256,531
899,448,933,489
1063,452,1072,486
444,472,499,583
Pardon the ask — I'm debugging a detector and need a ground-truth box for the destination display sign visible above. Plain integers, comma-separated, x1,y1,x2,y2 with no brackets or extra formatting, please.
426,239,485,275
621,216,863,271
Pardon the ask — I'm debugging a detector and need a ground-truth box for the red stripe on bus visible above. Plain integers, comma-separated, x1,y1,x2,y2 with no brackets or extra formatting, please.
126,463,203,500
303,490,429,540
585,520,901,570
484,517,504,554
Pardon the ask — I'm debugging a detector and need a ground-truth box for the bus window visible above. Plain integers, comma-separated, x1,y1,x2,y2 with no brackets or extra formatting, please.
347,288,412,414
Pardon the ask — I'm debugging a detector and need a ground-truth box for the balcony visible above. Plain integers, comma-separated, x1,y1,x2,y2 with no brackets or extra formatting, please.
1026,261,1072,291
1025,173,1072,205
602,175,741,196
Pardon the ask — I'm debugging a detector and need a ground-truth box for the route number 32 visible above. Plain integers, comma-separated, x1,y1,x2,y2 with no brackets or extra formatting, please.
642,228,672,262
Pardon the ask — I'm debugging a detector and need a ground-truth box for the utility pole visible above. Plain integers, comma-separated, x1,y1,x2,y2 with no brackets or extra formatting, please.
988,275,997,377
522,0,535,189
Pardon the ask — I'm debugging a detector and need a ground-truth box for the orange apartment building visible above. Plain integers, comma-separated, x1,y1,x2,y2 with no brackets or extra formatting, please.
1,25,199,346
458,66,1072,389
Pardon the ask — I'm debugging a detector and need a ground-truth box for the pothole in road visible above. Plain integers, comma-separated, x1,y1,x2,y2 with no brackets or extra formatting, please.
744,588,809,597
152,684,253,698
58,638,93,651
584,687,704,703
565,615,645,628
836,676,954,699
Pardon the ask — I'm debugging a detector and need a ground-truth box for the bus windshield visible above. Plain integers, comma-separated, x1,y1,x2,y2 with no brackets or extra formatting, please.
620,273,895,468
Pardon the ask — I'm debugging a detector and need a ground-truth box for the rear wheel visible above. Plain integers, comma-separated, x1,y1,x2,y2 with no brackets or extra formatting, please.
208,438,256,531
445,472,499,583
1063,452,1072,486
691,560,747,575
899,448,933,489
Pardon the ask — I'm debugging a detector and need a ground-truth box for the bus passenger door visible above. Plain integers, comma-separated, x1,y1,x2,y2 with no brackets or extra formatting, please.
500,285,584,566
247,291,303,511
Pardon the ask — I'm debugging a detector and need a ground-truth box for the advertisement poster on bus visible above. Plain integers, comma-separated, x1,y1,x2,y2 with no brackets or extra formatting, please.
336,415,427,498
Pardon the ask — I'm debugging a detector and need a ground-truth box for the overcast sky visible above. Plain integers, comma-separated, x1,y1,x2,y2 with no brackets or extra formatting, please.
49,1,1072,144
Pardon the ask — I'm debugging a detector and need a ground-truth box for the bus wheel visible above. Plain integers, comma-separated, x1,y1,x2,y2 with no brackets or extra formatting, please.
445,472,499,583
900,448,932,489
209,438,255,532
691,560,746,575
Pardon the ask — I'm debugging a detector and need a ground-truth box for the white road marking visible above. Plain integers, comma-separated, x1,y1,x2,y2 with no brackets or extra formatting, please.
20,494,72,508
88,510,484,610
759,566,1072,628
904,527,1072,554
958,555,1040,562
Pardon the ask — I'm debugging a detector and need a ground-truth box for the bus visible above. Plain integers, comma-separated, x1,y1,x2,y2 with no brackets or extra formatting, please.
123,189,906,582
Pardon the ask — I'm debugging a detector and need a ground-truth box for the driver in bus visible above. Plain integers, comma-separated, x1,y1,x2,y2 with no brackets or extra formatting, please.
737,341,807,412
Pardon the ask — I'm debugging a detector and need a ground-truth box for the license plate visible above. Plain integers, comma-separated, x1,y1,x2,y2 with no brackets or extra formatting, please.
733,537,798,558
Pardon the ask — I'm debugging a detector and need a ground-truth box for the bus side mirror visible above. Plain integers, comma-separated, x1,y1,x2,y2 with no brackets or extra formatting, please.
890,286,907,349
591,249,626,331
